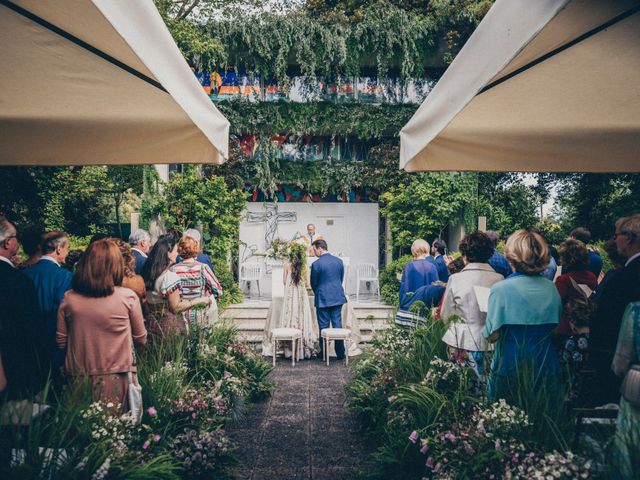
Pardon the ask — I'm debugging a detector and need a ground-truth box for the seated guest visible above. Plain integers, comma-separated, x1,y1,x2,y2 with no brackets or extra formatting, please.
24,231,73,369
486,230,512,278
431,239,450,282
142,235,211,338
571,227,603,278
399,239,440,311
441,232,504,379
590,215,640,405
16,227,42,269
0,216,50,400
171,236,222,328
129,229,151,275
56,239,147,410
113,238,147,312
483,229,562,401
176,228,215,273
396,240,441,327
554,239,598,336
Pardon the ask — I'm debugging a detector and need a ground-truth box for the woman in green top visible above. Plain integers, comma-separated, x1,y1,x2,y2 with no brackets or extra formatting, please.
482,229,563,400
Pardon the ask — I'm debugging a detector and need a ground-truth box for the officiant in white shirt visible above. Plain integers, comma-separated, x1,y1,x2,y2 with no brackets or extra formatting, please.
304,224,324,256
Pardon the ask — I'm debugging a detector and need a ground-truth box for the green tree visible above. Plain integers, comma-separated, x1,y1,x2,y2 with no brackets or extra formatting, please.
161,165,247,259
554,173,640,241
476,173,539,235
380,172,477,254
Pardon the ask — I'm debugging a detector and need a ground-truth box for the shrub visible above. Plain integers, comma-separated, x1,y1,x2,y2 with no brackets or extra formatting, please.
380,255,413,307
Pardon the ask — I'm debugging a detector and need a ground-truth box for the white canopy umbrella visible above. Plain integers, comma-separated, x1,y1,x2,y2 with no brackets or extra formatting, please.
400,0,640,173
0,0,229,165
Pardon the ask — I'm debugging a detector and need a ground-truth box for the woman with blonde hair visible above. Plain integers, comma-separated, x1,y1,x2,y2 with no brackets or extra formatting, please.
482,229,562,400
396,239,443,327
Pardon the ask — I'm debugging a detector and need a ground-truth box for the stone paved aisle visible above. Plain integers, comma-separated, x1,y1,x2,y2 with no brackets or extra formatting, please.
227,358,369,480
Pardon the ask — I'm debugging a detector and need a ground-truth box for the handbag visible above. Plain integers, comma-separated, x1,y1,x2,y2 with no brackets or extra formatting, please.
621,365,640,408
620,309,640,408
127,372,143,424
127,336,143,424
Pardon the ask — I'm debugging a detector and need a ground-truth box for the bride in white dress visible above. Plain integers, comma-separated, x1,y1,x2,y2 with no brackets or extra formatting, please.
263,241,319,359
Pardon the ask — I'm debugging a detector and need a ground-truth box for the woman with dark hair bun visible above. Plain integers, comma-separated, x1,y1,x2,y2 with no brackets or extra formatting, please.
143,234,212,337
441,231,504,381
56,239,147,411
262,240,318,360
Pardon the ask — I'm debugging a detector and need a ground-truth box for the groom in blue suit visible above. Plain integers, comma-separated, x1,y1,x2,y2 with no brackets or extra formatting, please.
310,239,347,360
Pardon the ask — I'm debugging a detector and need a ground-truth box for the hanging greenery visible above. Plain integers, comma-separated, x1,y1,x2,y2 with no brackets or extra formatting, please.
159,0,493,80
216,101,417,140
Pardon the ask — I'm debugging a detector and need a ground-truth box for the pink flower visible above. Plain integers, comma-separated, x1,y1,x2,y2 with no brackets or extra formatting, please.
153,434,161,443
444,432,457,443
434,463,442,473
142,440,150,450
408,431,419,444
420,443,429,455
146,406,158,417
426,457,434,468
224,371,232,378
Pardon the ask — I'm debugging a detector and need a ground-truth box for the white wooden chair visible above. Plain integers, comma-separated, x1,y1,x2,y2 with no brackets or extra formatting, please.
270,327,302,366
321,328,351,366
239,262,262,298
356,263,380,302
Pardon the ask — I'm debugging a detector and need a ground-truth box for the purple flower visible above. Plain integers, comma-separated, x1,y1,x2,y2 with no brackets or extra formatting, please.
142,440,150,450
420,443,429,455
434,463,442,473
409,431,419,444
426,457,434,468
153,434,161,443
146,406,157,417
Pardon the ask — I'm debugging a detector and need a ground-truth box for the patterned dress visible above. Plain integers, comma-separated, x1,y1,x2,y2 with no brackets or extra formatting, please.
169,260,222,328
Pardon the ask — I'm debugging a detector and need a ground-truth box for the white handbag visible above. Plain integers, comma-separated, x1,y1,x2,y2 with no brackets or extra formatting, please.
127,372,143,424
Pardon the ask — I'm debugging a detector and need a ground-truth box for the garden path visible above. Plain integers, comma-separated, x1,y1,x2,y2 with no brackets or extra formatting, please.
227,358,369,479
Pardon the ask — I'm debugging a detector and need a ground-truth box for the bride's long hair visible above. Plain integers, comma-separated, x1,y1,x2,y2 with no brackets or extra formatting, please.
289,242,307,286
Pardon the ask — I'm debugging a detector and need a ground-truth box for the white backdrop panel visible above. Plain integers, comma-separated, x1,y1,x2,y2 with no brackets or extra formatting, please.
239,202,379,298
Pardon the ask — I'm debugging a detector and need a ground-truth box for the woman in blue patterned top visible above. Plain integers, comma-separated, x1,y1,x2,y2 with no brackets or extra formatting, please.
482,229,562,401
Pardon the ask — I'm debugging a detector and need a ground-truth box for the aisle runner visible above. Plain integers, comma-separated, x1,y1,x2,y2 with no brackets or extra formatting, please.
227,360,369,480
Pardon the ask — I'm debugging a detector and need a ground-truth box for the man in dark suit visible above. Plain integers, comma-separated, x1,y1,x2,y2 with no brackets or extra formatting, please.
430,239,450,282
486,230,512,278
310,239,347,360
129,228,151,274
590,215,640,405
24,231,72,368
0,216,50,400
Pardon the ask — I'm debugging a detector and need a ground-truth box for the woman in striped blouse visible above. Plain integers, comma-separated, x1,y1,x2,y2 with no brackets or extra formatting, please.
170,236,223,329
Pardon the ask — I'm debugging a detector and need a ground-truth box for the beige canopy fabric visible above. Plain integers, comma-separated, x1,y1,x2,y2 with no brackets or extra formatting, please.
0,0,229,165
400,0,640,173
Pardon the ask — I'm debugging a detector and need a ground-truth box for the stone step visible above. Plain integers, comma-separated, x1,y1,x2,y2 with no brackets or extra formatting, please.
221,309,269,320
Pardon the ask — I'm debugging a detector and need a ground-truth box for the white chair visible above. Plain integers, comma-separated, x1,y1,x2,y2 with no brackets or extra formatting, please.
239,262,262,298
356,263,380,302
321,328,351,366
270,328,303,367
